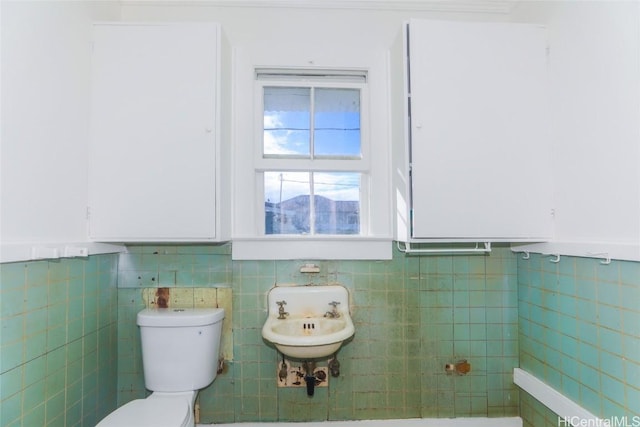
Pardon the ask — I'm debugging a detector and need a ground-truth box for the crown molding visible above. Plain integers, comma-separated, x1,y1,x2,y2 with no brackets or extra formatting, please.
121,0,517,14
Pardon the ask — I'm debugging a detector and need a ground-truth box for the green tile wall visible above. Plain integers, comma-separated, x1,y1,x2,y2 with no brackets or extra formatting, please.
116,244,519,423
4,245,635,426
115,244,234,408
0,254,119,427
517,254,640,425
519,389,562,427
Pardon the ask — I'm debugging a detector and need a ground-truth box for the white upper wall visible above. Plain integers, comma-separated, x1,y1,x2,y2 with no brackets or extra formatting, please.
511,1,640,260
0,0,509,261
119,2,509,45
3,0,639,261
1,1,120,246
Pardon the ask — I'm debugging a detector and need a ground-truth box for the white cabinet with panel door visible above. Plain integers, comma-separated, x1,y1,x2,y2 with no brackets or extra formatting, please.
89,23,229,242
397,19,554,244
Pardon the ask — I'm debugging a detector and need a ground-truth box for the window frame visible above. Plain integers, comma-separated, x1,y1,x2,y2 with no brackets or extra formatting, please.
255,76,370,237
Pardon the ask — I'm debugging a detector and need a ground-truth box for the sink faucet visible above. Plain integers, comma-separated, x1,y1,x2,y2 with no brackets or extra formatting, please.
276,300,289,319
324,301,341,318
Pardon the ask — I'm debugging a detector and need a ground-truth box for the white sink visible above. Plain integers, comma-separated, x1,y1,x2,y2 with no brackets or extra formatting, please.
261,285,355,359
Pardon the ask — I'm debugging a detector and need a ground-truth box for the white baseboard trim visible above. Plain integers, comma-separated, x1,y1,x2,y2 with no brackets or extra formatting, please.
514,368,602,426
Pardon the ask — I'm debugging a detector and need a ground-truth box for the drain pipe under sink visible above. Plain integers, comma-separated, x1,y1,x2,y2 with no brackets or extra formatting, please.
304,374,316,396
302,361,316,397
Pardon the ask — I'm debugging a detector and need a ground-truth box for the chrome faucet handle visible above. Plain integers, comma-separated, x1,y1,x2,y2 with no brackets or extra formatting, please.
325,301,341,318
276,300,289,319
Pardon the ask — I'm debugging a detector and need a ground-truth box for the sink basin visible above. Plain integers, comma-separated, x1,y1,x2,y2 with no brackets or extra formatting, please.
261,285,355,359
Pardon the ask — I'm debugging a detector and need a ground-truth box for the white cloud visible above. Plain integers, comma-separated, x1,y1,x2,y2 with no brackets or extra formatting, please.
263,113,305,155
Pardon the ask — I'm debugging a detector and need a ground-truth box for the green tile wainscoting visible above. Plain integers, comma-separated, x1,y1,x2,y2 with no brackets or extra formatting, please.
116,244,519,423
0,254,119,427
518,253,640,426
519,389,565,427
2,245,638,426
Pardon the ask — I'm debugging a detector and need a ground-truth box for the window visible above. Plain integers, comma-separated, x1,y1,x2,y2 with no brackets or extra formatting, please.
232,52,391,260
256,70,368,237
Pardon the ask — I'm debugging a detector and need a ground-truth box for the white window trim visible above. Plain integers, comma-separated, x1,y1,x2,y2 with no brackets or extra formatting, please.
231,48,392,260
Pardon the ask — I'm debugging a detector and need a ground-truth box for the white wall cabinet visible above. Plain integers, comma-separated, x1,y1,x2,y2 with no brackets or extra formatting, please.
89,23,229,242
398,19,554,242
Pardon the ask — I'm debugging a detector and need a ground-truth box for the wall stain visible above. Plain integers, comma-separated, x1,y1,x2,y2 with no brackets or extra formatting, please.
155,287,170,308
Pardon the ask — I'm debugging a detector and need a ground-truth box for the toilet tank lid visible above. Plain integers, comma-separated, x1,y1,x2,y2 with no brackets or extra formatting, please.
137,308,225,327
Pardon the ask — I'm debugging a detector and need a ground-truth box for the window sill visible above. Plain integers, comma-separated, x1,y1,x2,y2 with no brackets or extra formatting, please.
231,236,392,260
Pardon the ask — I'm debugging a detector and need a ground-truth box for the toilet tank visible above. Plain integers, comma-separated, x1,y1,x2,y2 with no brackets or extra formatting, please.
137,308,225,392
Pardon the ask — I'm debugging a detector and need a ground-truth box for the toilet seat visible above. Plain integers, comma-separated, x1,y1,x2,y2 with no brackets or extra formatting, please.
96,397,191,427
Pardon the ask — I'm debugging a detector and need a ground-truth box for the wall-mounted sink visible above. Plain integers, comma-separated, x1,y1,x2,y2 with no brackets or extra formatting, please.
261,285,355,359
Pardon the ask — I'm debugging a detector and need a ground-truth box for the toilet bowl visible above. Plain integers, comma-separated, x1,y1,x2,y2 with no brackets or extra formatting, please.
96,391,195,427
96,307,225,427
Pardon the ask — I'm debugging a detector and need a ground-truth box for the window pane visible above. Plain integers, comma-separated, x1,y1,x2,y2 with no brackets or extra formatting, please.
314,88,361,157
264,172,311,234
264,172,361,235
263,87,310,156
314,172,360,235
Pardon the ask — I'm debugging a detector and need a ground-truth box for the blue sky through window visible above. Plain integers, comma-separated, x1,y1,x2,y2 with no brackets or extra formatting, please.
263,86,360,158
314,111,360,157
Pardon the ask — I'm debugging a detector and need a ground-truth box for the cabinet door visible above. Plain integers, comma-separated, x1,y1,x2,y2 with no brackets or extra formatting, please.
408,19,553,240
89,23,218,241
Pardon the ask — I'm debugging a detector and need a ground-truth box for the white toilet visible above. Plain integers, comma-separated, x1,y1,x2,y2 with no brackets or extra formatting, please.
97,307,225,427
